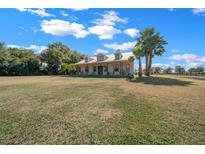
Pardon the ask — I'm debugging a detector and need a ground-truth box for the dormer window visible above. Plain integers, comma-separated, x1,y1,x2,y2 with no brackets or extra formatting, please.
96,53,106,61
114,49,122,60
85,57,89,62
115,54,120,60
85,57,93,63
97,56,104,61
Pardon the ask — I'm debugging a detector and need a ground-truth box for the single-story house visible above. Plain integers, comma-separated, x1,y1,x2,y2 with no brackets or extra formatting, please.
73,50,134,76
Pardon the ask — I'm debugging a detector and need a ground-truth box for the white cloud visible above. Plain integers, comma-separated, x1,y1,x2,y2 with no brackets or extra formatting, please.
137,63,172,70
170,49,179,53
17,8,54,17
152,63,173,69
169,53,198,63
104,41,135,51
32,27,38,33
88,25,120,40
93,11,128,26
139,60,205,71
169,53,205,69
7,44,47,53
41,19,89,38
69,8,88,11
7,45,21,48
135,60,205,72
187,62,205,68
201,57,205,62
26,45,47,53
60,11,78,21
148,62,204,71
192,8,205,15
139,63,168,70
61,11,69,17
95,49,108,55
18,26,24,30
123,28,139,38
168,8,175,12
28,9,54,17
17,8,27,12
88,11,127,40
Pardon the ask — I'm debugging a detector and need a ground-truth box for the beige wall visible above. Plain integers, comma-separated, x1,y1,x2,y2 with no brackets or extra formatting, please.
76,60,134,75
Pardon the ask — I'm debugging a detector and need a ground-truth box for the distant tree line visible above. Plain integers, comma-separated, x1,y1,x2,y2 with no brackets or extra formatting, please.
147,65,204,76
0,41,85,76
175,65,204,76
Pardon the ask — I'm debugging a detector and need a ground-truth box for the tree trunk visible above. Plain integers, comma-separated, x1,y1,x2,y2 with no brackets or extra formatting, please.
147,51,153,76
145,54,149,76
138,57,142,78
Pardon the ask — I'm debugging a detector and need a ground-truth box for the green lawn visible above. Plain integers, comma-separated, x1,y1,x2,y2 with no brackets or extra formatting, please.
0,75,205,144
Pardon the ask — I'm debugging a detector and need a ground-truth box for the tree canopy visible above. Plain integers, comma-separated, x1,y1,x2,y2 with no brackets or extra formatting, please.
175,65,185,74
188,67,204,74
163,67,173,74
0,41,84,76
0,47,40,75
40,42,71,74
133,46,143,78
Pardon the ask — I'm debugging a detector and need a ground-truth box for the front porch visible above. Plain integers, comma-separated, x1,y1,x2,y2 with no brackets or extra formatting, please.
75,61,132,76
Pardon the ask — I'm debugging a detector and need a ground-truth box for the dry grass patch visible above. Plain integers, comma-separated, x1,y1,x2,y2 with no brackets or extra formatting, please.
98,108,121,121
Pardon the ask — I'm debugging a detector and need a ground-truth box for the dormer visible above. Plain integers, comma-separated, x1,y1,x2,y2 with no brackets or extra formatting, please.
96,53,106,61
114,49,122,60
85,57,93,62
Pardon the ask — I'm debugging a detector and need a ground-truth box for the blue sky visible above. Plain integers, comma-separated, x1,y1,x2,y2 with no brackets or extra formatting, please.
0,8,204,69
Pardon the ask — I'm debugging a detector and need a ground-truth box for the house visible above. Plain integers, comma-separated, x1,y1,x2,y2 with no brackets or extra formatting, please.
73,50,134,76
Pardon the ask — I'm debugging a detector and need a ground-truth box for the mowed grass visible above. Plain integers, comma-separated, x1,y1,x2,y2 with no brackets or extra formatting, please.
0,75,205,144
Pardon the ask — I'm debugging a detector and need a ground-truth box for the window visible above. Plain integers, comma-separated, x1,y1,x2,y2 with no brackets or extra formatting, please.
97,56,104,61
85,57,89,62
114,65,119,72
115,54,120,60
77,67,81,72
126,64,130,72
93,66,96,72
115,53,121,60
85,66,89,73
104,66,108,72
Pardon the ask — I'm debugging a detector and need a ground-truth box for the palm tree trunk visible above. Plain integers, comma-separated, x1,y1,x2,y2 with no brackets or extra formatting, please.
138,57,142,78
145,54,149,76
147,51,153,76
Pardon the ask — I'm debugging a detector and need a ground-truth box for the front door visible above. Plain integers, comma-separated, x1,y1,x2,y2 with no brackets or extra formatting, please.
98,66,103,75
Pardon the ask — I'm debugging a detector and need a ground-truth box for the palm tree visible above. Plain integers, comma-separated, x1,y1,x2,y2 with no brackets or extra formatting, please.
133,46,143,78
138,28,167,76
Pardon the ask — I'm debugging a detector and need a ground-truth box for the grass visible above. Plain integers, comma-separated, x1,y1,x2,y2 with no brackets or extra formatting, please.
0,75,205,144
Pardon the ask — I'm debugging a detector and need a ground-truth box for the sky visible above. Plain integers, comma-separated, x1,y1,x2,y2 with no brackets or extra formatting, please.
0,8,205,70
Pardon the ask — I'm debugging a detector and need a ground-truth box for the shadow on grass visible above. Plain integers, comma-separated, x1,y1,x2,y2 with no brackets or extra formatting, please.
178,76,205,81
130,76,193,86
60,75,127,78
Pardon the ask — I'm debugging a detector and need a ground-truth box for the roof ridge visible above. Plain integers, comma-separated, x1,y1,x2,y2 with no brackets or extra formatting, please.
94,51,132,57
